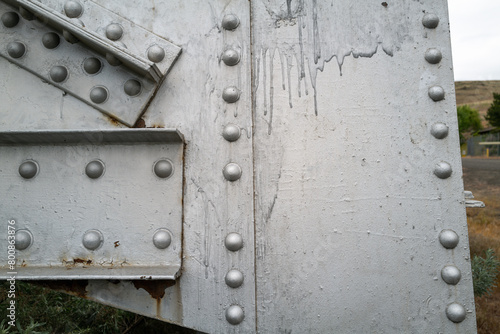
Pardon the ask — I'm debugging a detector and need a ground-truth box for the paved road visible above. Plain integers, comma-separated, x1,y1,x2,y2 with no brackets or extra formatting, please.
462,158,500,171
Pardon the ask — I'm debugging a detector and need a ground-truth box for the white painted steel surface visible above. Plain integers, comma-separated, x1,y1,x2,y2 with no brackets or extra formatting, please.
0,0,476,333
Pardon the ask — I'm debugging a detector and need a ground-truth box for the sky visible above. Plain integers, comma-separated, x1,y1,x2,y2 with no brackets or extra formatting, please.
448,0,500,81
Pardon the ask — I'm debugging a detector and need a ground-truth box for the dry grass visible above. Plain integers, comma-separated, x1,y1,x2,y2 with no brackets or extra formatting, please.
467,194,500,334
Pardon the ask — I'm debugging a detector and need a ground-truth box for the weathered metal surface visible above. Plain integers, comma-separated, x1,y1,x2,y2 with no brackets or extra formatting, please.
0,129,184,280
0,0,476,333
251,0,475,333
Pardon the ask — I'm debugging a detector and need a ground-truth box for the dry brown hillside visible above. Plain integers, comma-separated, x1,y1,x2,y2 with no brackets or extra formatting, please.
455,80,500,127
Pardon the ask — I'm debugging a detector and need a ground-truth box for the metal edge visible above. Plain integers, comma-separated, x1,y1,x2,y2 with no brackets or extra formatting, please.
0,128,184,145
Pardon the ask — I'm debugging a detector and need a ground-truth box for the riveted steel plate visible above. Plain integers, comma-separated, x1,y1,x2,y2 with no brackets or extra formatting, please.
0,3,159,127
0,129,184,280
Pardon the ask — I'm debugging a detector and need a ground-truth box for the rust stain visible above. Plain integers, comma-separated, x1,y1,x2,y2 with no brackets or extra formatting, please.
73,258,92,265
114,241,120,248
31,280,89,298
105,115,122,127
132,279,175,300
133,118,146,128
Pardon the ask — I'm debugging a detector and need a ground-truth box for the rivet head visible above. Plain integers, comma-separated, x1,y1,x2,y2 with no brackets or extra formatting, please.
153,229,172,249
226,305,244,325
50,66,69,83
85,160,105,179
19,160,38,179
223,124,241,142
124,79,142,97
83,57,102,74
222,49,240,66
439,229,459,249
64,1,83,18
15,230,33,250
222,86,240,103
446,303,466,323
105,23,123,41
106,53,122,66
147,45,165,63
425,48,442,64
225,233,243,251
441,265,462,285
434,161,452,179
82,230,103,250
7,42,26,59
422,13,440,29
222,14,240,30
431,123,449,139
90,86,109,104
428,86,445,101
2,12,20,28
223,163,242,181
153,159,173,179
42,32,60,49
225,269,244,288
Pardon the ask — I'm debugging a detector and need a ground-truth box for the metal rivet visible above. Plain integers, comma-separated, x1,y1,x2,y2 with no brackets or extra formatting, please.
153,159,173,179
223,163,242,181
2,12,20,28
431,123,449,139
225,269,244,288
225,233,243,251
64,1,83,18
19,160,38,179
441,265,462,285
222,86,240,103
153,229,172,249
83,57,102,74
124,79,142,97
222,14,240,30
147,45,165,63
85,160,105,179
226,305,244,325
106,53,122,66
425,48,442,64
106,23,123,41
439,229,459,249
434,161,452,179
49,66,68,83
7,42,26,59
63,30,79,44
422,13,439,29
428,86,445,102
222,49,240,66
446,303,466,323
90,86,108,104
15,230,33,250
223,124,241,142
42,32,60,49
82,230,103,250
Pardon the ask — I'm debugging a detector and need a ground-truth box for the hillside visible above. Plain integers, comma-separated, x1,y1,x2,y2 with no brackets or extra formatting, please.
455,80,500,127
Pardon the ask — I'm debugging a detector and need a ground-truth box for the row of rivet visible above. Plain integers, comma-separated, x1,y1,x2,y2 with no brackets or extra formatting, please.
2,9,166,65
438,228,467,322
221,13,245,326
18,159,173,180
425,12,467,323
14,228,172,251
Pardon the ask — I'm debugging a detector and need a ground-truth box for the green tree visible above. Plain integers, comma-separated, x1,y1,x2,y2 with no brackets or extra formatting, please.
457,105,483,144
485,92,500,127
